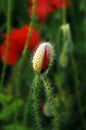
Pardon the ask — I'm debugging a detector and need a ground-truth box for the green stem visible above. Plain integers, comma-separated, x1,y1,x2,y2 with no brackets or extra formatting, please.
0,0,11,92
22,0,36,58
33,74,42,130
42,76,58,130
69,0,79,42
56,28,62,55
14,0,36,85
62,0,66,25
62,0,67,46
14,0,36,90
13,0,36,128
14,90,19,130
23,82,33,126
71,55,86,130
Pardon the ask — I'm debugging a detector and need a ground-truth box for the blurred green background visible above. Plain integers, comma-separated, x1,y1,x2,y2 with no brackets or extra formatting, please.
0,0,86,130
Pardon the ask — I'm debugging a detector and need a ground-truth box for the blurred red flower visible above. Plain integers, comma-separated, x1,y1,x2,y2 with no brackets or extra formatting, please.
51,0,69,8
28,0,69,21
0,25,41,65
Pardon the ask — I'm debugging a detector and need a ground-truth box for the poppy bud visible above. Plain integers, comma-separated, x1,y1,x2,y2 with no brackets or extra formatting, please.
59,52,68,68
32,42,54,74
43,101,53,117
43,97,59,117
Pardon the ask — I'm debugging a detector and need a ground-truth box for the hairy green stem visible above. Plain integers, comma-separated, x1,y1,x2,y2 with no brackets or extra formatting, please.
33,74,42,130
71,56,86,130
42,76,58,130
0,0,11,92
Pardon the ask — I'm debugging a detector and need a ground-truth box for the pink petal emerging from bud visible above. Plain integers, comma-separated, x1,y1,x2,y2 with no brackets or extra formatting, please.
32,42,54,74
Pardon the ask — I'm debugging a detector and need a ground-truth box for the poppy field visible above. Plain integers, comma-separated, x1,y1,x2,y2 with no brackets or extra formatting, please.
0,0,86,130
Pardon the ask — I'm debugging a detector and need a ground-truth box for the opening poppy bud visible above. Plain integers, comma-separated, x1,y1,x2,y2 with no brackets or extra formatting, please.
32,42,54,74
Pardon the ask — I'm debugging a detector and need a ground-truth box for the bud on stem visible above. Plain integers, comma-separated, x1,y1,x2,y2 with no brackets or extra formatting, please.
32,42,54,74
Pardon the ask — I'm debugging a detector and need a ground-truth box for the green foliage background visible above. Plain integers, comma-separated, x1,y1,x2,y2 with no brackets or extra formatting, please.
0,0,86,130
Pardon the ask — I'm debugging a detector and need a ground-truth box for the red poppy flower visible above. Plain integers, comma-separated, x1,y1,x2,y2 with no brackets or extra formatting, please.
28,0,52,21
51,0,69,8
19,25,41,51
28,0,69,21
0,25,41,65
0,42,19,65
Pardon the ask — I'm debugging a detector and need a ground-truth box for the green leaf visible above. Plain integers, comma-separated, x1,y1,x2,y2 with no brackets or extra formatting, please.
0,99,23,120
3,124,29,130
0,93,13,106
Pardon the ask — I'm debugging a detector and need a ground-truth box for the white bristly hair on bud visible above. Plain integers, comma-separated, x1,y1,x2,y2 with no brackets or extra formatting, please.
32,42,54,74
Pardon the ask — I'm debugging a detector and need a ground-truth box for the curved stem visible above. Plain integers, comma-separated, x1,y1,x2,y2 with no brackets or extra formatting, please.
33,74,42,130
14,0,36,85
22,0,36,58
0,0,11,92
13,0,36,128
42,76,58,130
14,0,36,87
